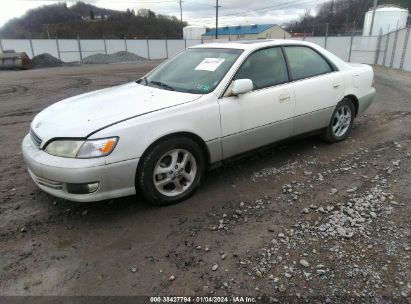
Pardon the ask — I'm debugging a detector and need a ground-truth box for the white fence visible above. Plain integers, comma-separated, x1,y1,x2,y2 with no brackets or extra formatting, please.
0,38,203,62
0,27,410,72
289,28,411,72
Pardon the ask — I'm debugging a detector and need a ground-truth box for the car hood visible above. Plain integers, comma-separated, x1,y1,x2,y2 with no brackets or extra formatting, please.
31,82,201,145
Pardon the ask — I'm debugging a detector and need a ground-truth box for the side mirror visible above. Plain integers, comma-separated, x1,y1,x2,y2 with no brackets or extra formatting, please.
230,79,253,96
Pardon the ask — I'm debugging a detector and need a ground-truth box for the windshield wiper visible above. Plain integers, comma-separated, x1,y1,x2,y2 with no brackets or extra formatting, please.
149,80,175,91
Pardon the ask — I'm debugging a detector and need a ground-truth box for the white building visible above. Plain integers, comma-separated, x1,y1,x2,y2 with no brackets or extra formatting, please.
363,5,409,36
183,26,207,40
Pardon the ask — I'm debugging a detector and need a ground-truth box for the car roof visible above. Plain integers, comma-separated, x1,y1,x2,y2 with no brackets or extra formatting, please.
189,38,350,71
190,39,310,51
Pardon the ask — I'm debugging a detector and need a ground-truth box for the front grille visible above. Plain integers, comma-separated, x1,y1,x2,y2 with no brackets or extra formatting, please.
30,128,42,148
34,175,63,190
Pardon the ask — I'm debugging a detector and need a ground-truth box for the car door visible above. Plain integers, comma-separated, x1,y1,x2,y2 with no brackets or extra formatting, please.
283,45,345,135
218,47,295,159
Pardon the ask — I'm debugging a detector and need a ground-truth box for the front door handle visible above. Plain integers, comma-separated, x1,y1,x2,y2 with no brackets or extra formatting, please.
279,94,290,102
333,83,341,89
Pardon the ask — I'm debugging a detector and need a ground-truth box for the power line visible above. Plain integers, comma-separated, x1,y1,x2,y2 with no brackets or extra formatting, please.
91,0,179,4
194,0,317,21
221,0,306,18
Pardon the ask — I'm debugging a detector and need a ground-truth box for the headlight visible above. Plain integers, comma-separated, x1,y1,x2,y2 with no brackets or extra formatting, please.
45,137,118,158
45,140,84,158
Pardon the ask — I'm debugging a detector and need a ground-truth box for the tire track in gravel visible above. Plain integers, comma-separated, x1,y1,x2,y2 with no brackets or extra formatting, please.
0,85,28,97
61,77,92,90
0,110,34,119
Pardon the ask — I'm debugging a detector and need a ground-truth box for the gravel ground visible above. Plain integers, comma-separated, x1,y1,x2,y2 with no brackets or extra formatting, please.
0,63,410,302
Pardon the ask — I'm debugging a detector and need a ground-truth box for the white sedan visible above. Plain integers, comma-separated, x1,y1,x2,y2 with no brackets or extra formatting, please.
22,40,375,205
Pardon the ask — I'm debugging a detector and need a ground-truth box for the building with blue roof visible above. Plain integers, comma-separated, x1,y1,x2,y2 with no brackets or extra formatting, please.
202,24,291,40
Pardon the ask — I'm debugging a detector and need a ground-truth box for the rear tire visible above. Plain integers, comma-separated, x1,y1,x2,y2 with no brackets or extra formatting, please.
322,98,355,143
136,137,206,206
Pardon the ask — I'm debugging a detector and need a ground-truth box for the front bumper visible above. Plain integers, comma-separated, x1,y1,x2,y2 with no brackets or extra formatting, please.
22,134,139,202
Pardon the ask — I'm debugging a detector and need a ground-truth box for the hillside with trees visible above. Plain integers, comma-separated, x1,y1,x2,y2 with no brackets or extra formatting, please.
287,0,411,36
0,2,186,39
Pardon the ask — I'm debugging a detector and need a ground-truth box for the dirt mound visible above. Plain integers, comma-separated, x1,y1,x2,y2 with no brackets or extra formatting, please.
31,53,63,68
81,51,145,64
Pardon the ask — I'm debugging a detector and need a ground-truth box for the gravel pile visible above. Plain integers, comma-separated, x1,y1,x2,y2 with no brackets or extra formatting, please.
81,51,145,64
31,53,63,68
317,185,392,239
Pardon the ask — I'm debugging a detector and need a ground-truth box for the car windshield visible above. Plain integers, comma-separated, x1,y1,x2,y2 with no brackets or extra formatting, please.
141,48,243,94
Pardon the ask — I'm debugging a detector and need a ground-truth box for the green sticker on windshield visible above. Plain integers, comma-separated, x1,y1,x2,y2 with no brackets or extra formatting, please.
194,83,211,92
194,83,210,92
200,85,210,92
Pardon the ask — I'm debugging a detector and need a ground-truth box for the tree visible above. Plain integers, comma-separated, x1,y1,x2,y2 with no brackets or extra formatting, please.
0,1,185,39
286,0,411,36
138,9,150,18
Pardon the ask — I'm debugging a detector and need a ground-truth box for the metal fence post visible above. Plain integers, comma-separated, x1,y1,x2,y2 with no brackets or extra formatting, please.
29,36,35,58
184,39,187,49
348,21,355,62
0,39,3,52
374,29,382,65
303,32,306,41
146,39,150,60
348,31,354,62
400,25,410,70
165,39,168,58
124,37,128,52
390,28,400,68
382,32,390,66
348,35,353,62
77,35,83,61
324,23,329,49
55,35,61,60
103,37,107,54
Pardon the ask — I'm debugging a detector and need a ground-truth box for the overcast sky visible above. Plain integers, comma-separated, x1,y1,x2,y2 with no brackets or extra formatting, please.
0,0,329,27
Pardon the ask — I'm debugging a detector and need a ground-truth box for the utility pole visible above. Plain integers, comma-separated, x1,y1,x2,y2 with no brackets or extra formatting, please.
369,0,378,36
179,0,183,38
215,0,221,39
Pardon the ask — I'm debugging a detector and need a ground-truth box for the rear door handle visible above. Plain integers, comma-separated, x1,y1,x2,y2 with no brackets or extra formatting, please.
279,94,290,102
333,83,341,89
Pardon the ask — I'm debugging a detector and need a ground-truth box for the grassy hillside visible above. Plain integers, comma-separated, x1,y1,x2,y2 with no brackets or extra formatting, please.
0,2,186,39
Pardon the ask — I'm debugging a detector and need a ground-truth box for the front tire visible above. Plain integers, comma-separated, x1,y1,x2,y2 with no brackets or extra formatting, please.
136,137,206,206
323,98,355,143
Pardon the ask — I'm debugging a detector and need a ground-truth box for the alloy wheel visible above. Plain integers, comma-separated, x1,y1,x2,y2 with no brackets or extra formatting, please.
153,149,197,197
332,105,352,137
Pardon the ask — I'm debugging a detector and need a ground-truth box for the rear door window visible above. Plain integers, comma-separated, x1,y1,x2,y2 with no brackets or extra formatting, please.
284,46,333,81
